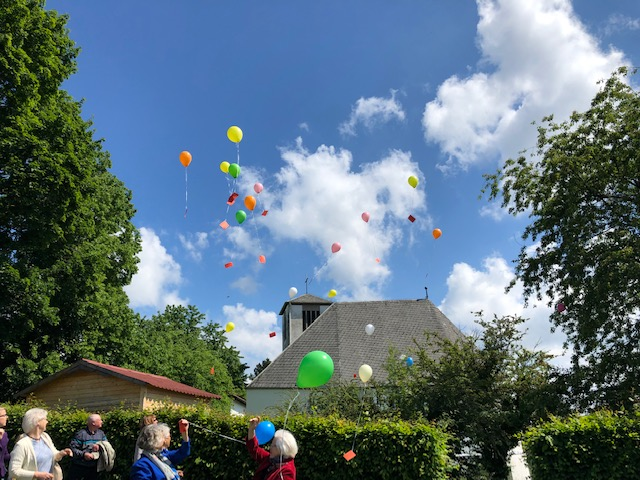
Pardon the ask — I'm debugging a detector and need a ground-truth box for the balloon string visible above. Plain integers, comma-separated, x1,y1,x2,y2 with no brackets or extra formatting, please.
236,142,240,166
184,168,188,218
351,383,367,451
189,422,245,444
283,390,300,432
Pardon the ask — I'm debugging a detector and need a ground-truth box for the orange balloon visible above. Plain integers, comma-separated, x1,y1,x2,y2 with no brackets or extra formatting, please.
432,228,442,239
244,195,256,211
179,151,192,167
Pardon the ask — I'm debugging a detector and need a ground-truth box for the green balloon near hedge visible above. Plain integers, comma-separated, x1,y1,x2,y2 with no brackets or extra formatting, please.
296,350,334,388
228,163,241,178
236,210,247,224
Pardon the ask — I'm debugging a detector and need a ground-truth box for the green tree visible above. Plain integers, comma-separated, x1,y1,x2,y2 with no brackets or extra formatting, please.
382,314,564,479
123,305,248,401
483,67,640,409
0,0,141,398
249,358,271,379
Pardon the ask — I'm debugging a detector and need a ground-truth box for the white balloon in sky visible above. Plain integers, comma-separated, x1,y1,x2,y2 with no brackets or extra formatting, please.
289,287,298,299
365,324,375,335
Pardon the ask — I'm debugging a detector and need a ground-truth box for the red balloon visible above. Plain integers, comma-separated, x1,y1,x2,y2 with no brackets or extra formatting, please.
361,212,370,223
331,242,341,253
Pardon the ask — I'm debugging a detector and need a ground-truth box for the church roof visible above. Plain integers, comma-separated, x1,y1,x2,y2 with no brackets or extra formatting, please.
249,298,464,389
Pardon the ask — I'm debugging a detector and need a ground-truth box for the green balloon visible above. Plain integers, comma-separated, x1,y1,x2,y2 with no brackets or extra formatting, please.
228,163,241,178
296,350,334,388
236,210,247,224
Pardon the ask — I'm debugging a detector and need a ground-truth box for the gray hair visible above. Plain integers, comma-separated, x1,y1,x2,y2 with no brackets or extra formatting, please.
22,408,48,434
273,429,298,459
136,423,171,452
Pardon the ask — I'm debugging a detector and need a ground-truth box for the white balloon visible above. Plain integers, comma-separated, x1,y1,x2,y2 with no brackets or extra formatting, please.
288,287,298,299
358,364,373,383
365,324,375,335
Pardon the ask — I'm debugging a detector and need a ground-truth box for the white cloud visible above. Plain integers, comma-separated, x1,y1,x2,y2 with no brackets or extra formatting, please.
243,138,428,299
423,0,628,172
230,275,260,295
216,303,281,371
603,14,640,36
439,255,570,366
125,227,188,310
178,231,209,262
339,89,406,136
299,122,310,132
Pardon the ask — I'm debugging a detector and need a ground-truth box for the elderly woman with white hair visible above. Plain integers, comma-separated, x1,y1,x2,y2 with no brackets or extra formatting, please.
130,420,190,480
247,417,298,480
9,408,72,480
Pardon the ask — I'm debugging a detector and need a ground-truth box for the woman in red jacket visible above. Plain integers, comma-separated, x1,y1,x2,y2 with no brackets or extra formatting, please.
247,417,297,480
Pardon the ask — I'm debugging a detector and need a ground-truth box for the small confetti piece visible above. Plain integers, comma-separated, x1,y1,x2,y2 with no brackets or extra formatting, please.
224,262,233,268
269,332,276,338
220,220,229,230
408,215,415,223
375,258,380,263
259,255,266,264
227,193,239,205
261,210,268,216
210,367,215,375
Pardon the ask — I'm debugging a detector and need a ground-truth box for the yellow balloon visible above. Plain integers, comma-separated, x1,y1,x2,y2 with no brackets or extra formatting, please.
358,364,373,383
227,126,243,143
220,161,230,173
225,322,235,333
408,176,418,188
328,289,337,298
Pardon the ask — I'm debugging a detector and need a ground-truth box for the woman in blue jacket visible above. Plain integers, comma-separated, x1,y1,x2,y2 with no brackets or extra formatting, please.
130,420,190,480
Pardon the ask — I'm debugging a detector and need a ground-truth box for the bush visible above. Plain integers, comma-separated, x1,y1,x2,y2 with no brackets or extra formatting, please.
3,404,453,479
522,409,640,479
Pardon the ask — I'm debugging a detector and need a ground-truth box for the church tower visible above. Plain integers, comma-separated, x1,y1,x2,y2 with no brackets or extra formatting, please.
278,294,333,349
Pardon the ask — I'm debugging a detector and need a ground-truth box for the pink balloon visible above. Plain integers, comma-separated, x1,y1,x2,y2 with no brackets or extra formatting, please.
254,182,264,194
361,212,370,223
331,242,341,253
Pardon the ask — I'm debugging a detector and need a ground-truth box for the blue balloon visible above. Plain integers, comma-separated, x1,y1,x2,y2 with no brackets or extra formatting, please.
405,356,414,367
255,420,275,445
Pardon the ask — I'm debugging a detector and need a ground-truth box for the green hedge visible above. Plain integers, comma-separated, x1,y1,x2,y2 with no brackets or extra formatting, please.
522,410,640,479
2,404,453,479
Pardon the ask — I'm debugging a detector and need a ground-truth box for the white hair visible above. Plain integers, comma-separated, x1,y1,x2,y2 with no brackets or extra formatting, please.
273,429,298,459
136,423,171,452
22,408,47,434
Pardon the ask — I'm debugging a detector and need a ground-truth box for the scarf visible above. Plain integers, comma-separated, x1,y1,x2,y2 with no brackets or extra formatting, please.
141,451,179,480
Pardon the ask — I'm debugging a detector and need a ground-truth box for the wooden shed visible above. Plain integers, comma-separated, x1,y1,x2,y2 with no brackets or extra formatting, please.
17,358,221,411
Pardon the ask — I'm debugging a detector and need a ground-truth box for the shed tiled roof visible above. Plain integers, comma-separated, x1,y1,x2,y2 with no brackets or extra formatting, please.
278,294,333,315
17,358,221,399
249,298,464,389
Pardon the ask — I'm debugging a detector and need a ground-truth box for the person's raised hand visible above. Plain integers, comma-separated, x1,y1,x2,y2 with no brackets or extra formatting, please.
248,416,261,431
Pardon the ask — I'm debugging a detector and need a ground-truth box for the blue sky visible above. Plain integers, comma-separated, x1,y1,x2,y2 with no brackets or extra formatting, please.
47,0,640,372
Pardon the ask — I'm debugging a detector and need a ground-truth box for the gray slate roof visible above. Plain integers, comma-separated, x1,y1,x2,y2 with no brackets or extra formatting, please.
278,293,333,315
249,298,464,389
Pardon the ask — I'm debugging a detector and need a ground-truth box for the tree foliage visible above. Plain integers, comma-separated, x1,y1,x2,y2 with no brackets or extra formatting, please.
483,67,640,409
249,358,271,379
122,305,248,399
0,0,141,398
